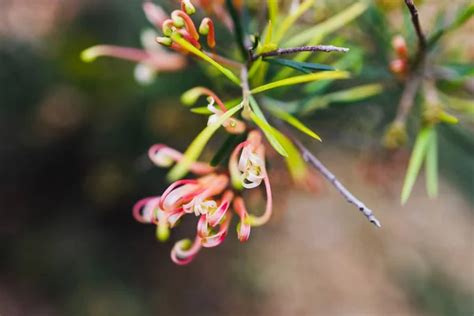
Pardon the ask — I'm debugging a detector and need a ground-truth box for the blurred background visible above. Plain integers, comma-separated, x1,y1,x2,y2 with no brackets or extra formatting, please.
0,0,472,315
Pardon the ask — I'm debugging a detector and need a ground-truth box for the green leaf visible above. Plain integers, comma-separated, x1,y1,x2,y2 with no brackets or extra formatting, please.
301,83,383,115
251,71,350,94
324,83,383,103
270,127,308,182
167,103,243,181
171,33,241,85
425,129,438,198
267,0,278,27
439,63,474,81
265,58,335,74
439,92,474,115
401,127,434,204
274,0,315,43
284,1,369,47
250,112,288,157
303,47,363,93
265,104,321,141
428,4,474,47
274,1,367,80
248,97,288,157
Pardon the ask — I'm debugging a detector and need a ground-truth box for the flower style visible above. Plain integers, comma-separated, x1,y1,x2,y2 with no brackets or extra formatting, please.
81,3,186,84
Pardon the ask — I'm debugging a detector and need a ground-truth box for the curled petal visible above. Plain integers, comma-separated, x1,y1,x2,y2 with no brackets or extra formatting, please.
207,190,233,227
229,140,249,189
201,213,232,248
171,237,202,265
167,207,186,227
159,179,200,211
200,174,229,197
197,214,209,237
133,196,161,223
248,176,273,227
171,10,199,40
199,17,215,48
233,197,251,242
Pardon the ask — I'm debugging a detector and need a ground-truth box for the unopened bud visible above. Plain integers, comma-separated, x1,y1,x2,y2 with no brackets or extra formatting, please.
390,58,407,75
199,19,210,35
162,19,174,36
392,35,408,59
156,36,172,47
181,0,196,15
171,11,185,28
439,111,459,125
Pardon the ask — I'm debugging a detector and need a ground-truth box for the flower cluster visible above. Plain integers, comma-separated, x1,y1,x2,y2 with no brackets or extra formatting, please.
134,129,271,265
84,0,386,265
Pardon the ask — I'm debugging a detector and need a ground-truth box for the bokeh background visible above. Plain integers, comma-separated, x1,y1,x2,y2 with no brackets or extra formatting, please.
0,0,472,315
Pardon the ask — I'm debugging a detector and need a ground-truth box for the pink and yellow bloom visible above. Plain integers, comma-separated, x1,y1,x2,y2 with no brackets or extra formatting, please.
134,128,274,264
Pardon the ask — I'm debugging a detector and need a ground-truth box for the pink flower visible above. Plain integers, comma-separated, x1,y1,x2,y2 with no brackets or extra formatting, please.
134,129,275,264
229,131,273,226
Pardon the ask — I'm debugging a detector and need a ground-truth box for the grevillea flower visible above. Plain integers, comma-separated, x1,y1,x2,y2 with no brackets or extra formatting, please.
133,127,275,264
229,131,273,227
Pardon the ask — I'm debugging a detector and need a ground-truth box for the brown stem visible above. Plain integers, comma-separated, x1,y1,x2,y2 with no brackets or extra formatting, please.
394,75,422,124
404,0,427,51
274,120,382,228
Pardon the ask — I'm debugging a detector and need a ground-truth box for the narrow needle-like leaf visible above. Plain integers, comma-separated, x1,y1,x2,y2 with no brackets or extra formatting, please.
401,127,433,204
171,33,241,85
425,129,438,198
265,105,322,141
251,71,350,94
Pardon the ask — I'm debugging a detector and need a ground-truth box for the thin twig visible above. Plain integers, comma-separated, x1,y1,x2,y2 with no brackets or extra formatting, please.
404,0,427,50
251,45,349,61
274,120,382,227
240,66,251,117
294,138,382,228
394,75,422,124
390,1,429,127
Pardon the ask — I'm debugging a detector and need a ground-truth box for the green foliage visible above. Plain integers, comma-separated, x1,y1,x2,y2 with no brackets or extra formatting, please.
401,127,435,204
265,58,336,74
249,97,288,157
428,4,474,48
265,104,322,141
301,83,383,114
425,130,438,198
171,33,241,85
251,71,350,94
